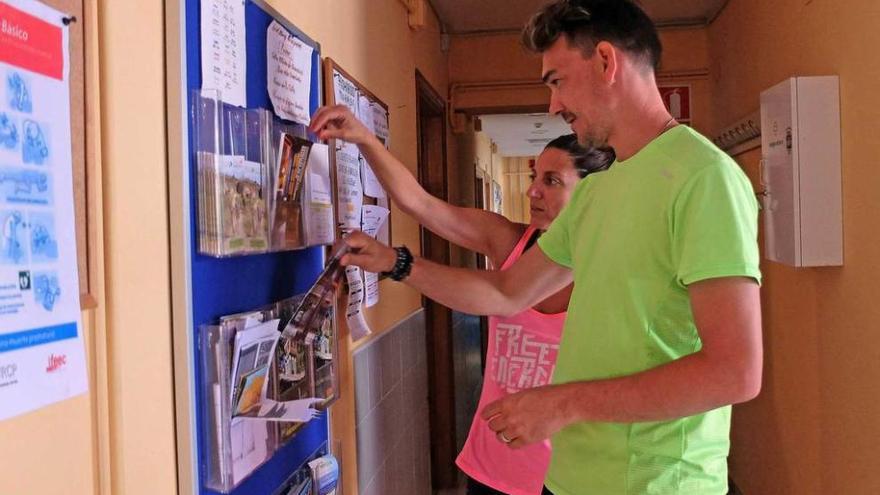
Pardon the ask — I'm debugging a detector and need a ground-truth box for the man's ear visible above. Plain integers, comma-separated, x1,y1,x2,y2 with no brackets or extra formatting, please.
594,41,618,85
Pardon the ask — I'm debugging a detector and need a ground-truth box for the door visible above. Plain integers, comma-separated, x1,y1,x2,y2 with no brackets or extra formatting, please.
472,175,490,372
415,71,459,490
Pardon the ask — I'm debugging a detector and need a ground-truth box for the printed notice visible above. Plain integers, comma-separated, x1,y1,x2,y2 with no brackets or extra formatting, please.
303,143,334,245
361,204,389,239
376,196,391,246
357,95,384,199
0,0,88,420
332,70,358,113
361,205,389,308
363,272,379,308
200,0,246,107
372,102,389,149
345,266,371,341
335,142,362,230
267,20,313,124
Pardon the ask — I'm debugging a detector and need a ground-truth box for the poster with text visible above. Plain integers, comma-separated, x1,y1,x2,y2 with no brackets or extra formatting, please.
0,0,88,420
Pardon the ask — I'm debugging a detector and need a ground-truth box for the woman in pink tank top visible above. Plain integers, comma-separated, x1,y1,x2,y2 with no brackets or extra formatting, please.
310,106,614,495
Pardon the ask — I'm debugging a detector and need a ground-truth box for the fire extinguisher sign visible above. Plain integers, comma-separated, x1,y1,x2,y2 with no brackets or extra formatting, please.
659,84,692,124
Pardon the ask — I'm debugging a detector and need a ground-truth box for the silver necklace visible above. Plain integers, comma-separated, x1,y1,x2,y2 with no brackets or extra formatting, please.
658,116,677,137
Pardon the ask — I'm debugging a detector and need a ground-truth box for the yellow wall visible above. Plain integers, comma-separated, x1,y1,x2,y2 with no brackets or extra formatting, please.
0,318,98,494
100,1,179,494
656,28,713,134
709,1,880,493
448,29,713,133
449,29,707,85
449,32,548,114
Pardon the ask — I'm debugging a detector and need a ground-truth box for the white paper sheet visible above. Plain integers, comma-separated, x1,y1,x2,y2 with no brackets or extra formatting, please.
372,102,390,149
361,204,390,238
229,319,280,411
332,70,358,112
267,20,313,124
200,0,247,107
357,95,385,199
238,397,322,422
345,266,371,341
303,143,334,245
218,315,272,483
356,94,375,135
363,271,379,308
335,142,363,230
230,416,269,484
0,0,89,420
376,196,392,246
360,205,389,308
308,455,340,495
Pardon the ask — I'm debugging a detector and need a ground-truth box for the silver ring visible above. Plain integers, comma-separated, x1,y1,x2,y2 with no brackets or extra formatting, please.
498,431,513,444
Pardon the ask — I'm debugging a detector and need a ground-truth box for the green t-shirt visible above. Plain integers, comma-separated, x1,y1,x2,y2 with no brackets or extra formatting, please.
538,125,761,495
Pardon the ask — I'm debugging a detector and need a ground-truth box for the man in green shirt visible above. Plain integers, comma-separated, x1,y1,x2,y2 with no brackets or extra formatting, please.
313,1,762,493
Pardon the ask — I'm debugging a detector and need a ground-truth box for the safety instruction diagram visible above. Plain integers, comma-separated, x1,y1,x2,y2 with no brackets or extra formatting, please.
0,0,88,420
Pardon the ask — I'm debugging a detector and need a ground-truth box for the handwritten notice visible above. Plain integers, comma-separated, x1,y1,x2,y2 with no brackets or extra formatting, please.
200,0,246,107
267,20,313,124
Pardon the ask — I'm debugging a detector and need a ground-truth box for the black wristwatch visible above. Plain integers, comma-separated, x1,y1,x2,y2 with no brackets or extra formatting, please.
382,246,413,281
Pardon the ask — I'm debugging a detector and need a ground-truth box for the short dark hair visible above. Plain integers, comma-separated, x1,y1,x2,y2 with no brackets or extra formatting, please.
544,134,615,178
523,0,662,72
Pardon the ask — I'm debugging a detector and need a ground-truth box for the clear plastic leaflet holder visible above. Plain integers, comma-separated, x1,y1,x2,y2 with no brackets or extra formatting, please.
274,295,312,443
194,90,268,256
272,442,341,495
201,320,276,492
199,294,339,492
193,90,334,257
274,293,340,445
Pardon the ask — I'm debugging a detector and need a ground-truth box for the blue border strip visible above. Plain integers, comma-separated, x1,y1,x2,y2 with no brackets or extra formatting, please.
0,322,78,353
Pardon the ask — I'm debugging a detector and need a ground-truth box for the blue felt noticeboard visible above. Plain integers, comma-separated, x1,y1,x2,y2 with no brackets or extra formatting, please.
181,1,329,493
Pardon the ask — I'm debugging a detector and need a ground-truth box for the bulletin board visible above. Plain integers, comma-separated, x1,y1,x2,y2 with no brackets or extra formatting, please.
323,58,393,246
168,1,332,494
36,0,91,303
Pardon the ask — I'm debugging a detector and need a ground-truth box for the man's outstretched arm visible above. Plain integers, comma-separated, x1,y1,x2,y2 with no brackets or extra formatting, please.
341,231,573,316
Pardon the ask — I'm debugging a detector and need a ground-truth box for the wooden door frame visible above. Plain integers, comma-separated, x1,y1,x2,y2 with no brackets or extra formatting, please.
472,174,490,372
414,70,458,490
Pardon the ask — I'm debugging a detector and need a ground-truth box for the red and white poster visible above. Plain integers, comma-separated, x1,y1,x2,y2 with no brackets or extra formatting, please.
0,0,88,421
659,84,691,123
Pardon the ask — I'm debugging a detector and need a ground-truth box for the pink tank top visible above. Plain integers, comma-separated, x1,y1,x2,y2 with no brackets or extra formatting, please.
455,226,566,495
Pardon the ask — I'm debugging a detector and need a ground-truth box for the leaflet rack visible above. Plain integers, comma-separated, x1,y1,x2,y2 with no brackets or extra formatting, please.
193,90,334,257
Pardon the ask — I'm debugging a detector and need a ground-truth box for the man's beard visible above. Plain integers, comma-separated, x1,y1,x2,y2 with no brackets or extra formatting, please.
577,127,610,149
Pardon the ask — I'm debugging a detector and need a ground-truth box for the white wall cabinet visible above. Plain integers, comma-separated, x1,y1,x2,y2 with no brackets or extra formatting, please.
760,76,843,267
